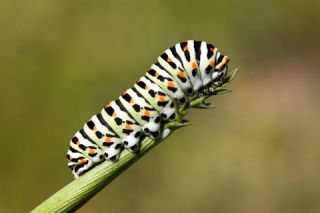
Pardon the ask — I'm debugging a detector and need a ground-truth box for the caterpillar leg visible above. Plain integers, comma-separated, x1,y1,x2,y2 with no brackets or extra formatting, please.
103,140,123,161
160,101,177,121
122,129,142,152
67,149,94,178
142,115,161,139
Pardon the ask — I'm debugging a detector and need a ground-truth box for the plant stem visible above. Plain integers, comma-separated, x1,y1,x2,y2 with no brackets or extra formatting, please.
31,136,158,213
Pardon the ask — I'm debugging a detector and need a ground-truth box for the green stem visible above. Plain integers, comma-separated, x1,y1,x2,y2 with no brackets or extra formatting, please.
31,136,159,213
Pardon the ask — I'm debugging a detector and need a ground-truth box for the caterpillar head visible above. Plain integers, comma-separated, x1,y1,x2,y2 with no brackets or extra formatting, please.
212,52,230,84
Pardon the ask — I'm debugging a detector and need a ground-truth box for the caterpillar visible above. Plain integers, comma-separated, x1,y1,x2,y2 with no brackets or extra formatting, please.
66,40,230,178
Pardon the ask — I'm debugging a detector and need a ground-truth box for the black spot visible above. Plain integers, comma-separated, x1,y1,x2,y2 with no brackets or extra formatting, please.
169,62,177,69
121,93,132,103
158,101,169,107
155,116,161,123
88,153,97,157
79,144,86,151
177,75,187,83
180,41,188,51
169,113,176,120
135,131,141,138
71,158,79,163
115,117,122,125
192,69,197,77
144,127,150,133
110,155,117,161
99,155,104,159
187,88,193,94
168,86,177,93
180,97,186,104
130,144,138,152
103,142,114,147
86,120,95,130
133,104,140,112
137,80,147,89
141,115,150,122
72,137,78,144
144,106,155,111
148,69,157,76
161,113,167,119
74,164,83,173
158,91,166,96
104,153,108,158
170,102,175,108
185,51,190,62
151,131,159,139
205,65,213,74
161,52,168,61
124,141,128,146
115,143,122,149
95,131,103,139
148,90,156,97
126,120,134,125
157,75,165,82
104,106,114,116
123,129,134,134
66,154,71,160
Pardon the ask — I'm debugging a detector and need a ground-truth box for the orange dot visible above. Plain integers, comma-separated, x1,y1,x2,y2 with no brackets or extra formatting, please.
125,124,132,129
104,137,111,142
192,61,198,69
167,81,175,87
158,95,166,101
178,70,186,78
79,159,87,164
112,112,117,118
88,149,95,155
143,110,150,116
183,46,189,52
167,57,172,62
209,60,215,67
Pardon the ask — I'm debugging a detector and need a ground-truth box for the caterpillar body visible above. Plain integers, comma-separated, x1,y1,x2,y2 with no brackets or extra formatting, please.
66,40,230,178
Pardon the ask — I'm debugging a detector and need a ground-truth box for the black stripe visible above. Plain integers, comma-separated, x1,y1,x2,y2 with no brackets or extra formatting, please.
154,62,176,82
217,53,224,64
194,40,201,63
132,87,152,106
69,145,81,153
96,113,113,132
79,128,97,145
207,43,215,58
180,42,190,62
115,99,136,121
169,46,185,70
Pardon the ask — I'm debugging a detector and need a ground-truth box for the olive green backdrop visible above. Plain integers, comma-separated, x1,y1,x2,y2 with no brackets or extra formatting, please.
1,0,320,212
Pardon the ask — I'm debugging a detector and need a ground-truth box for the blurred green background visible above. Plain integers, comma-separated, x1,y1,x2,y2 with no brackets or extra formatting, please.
1,0,320,212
